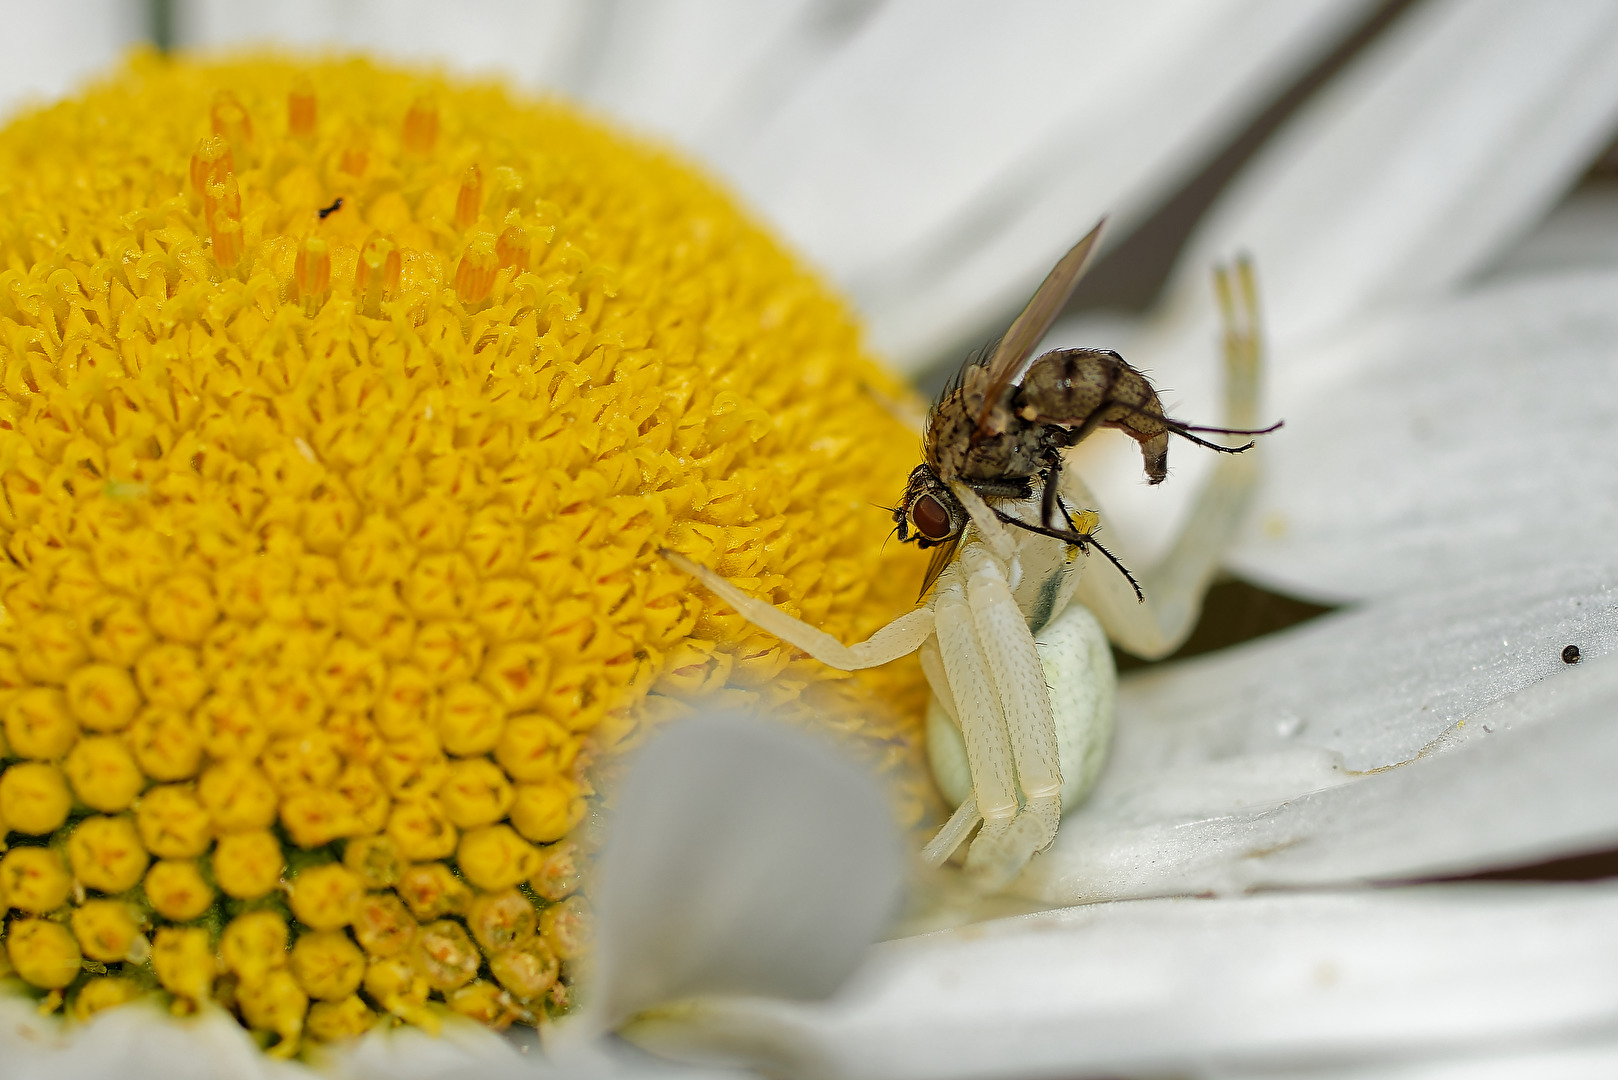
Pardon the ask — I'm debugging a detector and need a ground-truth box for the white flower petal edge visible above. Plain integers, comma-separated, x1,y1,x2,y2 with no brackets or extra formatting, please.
622,883,1618,1080
568,714,902,1039
1017,561,1618,904
726,0,1376,370
1224,268,1618,601
1053,0,1618,566
0,0,142,121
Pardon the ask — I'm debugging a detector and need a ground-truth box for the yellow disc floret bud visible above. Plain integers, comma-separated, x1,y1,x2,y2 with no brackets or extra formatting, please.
290,929,366,1000
68,815,149,894
2,845,73,912
7,918,82,988
288,862,363,930
152,925,216,1004
64,737,145,812
221,910,289,987
135,785,213,858
71,899,144,962
0,762,72,834
144,859,215,921
212,830,285,899
457,824,538,892
306,995,376,1042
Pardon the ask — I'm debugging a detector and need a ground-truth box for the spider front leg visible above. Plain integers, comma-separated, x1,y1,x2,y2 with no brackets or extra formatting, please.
1070,258,1268,659
918,544,1065,890
660,550,936,670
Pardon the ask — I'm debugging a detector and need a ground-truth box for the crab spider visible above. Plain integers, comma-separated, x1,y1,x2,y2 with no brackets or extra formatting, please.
664,261,1267,890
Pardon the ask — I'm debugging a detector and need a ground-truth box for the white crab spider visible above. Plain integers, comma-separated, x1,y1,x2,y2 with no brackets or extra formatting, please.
665,260,1266,890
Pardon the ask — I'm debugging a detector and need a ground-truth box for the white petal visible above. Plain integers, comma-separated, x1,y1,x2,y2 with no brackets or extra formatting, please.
1054,0,1618,567
727,0,1377,370
1487,180,1618,281
625,883,1618,1080
571,713,903,1038
177,0,600,90
0,1,143,121
1018,561,1618,904
1225,269,1618,600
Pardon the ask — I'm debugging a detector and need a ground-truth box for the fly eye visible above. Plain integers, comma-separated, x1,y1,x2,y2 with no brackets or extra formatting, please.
910,493,955,542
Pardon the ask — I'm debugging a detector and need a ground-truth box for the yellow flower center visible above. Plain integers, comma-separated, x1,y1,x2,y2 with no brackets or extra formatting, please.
0,50,932,1046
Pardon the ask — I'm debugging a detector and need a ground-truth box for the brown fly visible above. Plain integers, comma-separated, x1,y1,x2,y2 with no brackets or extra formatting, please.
892,219,1281,599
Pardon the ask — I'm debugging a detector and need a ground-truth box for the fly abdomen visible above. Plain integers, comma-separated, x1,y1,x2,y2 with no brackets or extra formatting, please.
1014,348,1170,483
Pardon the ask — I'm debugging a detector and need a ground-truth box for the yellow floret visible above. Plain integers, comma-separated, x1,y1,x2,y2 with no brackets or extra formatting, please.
541,895,591,961
0,761,73,834
65,665,142,732
152,925,215,1004
384,797,457,861
5,689,79,759
127,706,205,781
287,862,362,930
144,858,215,920
342,832,402,889
490,940,559,1002
412,918,480,991
2,845,73,913
68,815,150,893
196,759,278,831
468,887,537,953
456,823,538,891
352,890,414,957
211,829,284,899
395,861,470,921
72,976,147,1021
508,777,585,843
220,909,288,987
438,757,514,828
236,969,308,1056
135,785,213,858
0,50,938,1041
305,994,376,1042
70,898,144,962
7,918,82,988
529,839,581,901
63,736,146,811
289,928,365,1000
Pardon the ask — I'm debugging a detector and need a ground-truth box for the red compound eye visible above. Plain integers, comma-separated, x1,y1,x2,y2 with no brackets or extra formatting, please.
910,494,954,542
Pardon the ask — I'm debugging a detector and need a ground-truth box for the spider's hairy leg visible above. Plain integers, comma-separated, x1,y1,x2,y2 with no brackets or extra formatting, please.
1069,257,1268,660
660,550,935,670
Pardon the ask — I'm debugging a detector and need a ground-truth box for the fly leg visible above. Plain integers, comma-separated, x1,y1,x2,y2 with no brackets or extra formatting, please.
661,550,936,670
1069,259,1266,659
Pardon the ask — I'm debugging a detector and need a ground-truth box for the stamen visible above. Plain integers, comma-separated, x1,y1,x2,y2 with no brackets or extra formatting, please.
496,212,528,271
294,235,330,315
190,136,233,211
210,90,253,152
207,174,243,270
454,234,498,307
455,164,483,231
288,79,317,140
403,95,438,157
355,234,401,316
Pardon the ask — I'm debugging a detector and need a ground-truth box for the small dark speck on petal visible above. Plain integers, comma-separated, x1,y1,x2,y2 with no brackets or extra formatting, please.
1562,644,1582,665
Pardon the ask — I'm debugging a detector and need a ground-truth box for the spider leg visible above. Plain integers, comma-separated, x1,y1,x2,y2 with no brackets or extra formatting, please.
953,544,1064,889
661,550,935,670
1068,257,1268,658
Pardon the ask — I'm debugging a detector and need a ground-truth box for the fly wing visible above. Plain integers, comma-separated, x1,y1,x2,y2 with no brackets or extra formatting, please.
973,218,1108,435
917,536,962,601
